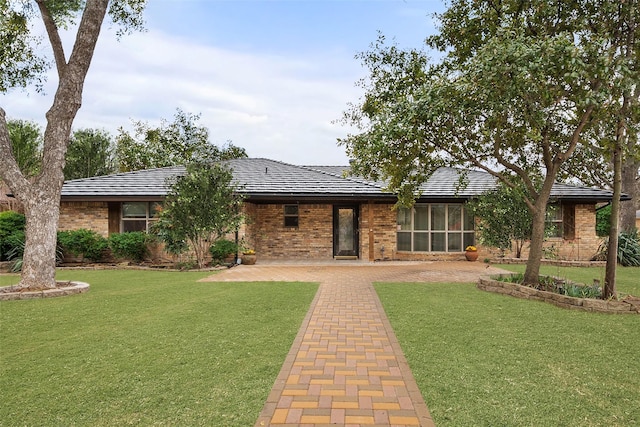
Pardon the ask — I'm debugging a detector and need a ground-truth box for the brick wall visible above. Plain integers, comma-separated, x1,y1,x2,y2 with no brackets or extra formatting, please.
506,203,603,261
247,203,334,258
59,201,109,237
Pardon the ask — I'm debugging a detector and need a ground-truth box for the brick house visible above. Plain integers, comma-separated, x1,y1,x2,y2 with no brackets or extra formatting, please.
59,158,625,262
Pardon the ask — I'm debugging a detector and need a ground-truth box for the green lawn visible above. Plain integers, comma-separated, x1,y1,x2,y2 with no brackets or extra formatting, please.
0,270,317,426
494,264,640,296
376,276,640,427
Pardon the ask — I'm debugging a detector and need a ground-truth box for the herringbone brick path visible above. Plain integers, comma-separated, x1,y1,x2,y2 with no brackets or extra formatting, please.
254,277,434,427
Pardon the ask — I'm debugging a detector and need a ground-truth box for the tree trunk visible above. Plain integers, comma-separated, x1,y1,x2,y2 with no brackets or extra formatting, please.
604,142,622,299
18,188,62,290
620,157,639,232
523,204,546,285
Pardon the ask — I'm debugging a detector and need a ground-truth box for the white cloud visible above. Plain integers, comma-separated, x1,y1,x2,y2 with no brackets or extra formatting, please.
2,24,365,165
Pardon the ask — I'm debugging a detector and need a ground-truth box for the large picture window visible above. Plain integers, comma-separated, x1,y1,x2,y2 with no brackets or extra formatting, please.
397,203,475,252
121,202,161,232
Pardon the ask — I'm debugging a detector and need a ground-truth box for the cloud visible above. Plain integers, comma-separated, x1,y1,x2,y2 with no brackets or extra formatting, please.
2,24,365,165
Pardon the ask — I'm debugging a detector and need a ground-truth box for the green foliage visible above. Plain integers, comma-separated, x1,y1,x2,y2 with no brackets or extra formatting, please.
7,119,42,176
340,0,639,286
64,128,116,180
209,239,238,263
0,210,25,261
154,163,245,268
115,109,247,172
618,230,640,267
594,230,640,267
596,204,611,237
468,183,532,257
57,229,108,262
108,232,150,263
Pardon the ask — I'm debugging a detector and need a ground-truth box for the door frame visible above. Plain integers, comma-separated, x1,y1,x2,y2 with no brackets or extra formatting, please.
332,204,360,258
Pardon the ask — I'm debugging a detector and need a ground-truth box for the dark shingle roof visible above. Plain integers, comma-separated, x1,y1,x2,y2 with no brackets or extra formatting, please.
61,166,185,198
60,158,623,202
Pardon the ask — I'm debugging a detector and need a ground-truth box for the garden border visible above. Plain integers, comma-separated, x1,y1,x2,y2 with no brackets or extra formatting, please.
477,276,639,314
0,281,90,301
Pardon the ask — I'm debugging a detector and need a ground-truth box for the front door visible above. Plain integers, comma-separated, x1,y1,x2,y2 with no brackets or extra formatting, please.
333,205,359,258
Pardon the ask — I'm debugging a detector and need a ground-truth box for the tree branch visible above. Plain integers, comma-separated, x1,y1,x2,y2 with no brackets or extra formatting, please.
35,0,67,76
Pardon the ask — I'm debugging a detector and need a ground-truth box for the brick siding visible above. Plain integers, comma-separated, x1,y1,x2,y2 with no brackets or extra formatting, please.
58,200,603,262
59,201,109,237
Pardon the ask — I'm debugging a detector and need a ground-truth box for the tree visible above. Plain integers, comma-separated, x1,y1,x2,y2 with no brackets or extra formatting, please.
64,128,116,180
7,119,42,177
0,0,146,291
468,183,533,259
153,163,244,269
339,0,637,290
115,109,247,171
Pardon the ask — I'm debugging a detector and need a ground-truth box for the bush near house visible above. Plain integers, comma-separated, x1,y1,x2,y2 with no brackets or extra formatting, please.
57,229,108,262
209,239,238,264
108,232,150,263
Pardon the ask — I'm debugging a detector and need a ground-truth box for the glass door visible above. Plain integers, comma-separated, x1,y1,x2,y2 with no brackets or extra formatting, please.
333,205,359,257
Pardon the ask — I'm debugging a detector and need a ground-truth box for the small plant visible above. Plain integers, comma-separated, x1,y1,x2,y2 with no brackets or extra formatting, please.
108,232,150,263
57,229,108,262
209,239,238,263
242,248,256,255
465,245,477,252
492,273,524,283
561,283,602,299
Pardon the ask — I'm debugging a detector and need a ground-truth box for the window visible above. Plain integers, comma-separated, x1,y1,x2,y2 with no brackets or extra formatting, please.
397,203,475,252
546,203,563,238
121,202,161,232
284,204,299,227
546,203,576,239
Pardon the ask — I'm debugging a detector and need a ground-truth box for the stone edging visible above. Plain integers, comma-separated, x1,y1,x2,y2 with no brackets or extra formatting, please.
495,258,606,267
477,276,639,314
0,281,90,301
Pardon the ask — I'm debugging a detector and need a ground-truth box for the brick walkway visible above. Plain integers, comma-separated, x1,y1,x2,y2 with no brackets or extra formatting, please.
202,261,508,427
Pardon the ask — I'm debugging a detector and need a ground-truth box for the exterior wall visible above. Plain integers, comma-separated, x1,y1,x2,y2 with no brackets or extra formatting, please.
507,203,602,261
58,200,603,263
59,201,110,237
245,203,334,258
360,202,396,260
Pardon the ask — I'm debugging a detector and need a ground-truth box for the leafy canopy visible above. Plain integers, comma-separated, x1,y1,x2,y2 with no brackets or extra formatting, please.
116,109,247,172
153,163,244,269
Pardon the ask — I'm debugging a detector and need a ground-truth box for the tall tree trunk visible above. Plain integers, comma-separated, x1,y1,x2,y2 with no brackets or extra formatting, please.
604,142,622,299
523,203,546,285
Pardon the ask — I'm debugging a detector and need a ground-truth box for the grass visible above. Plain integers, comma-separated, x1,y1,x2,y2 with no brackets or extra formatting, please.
0,270,317,426
493,264,640,297
375,280,640,426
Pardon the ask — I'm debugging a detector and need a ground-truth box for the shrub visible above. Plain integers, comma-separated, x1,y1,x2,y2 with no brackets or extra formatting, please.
593,230,640,266
0,211,26,261
209,239,238,263
57,229,108,262
108,232,150,263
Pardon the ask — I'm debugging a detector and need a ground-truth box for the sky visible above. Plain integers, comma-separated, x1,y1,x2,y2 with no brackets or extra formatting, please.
1,0,446,166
